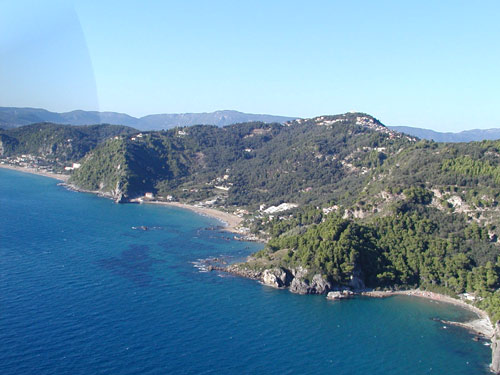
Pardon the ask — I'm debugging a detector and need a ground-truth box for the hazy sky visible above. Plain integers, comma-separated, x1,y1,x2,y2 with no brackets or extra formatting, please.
1,0,499,131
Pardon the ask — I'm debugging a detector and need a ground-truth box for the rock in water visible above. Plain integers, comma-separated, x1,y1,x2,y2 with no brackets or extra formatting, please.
326,290,354,300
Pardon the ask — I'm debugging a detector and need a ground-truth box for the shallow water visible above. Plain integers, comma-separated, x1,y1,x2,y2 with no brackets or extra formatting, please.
0,169,491,374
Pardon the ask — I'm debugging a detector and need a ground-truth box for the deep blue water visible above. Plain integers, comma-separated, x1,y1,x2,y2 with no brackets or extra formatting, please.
0,168,492,374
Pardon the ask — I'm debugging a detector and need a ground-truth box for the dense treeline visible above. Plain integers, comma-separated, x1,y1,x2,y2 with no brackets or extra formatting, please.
259,199,500,320
443,155,500,185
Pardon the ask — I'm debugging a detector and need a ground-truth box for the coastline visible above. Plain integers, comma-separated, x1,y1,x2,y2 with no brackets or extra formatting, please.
140,201,244,234
361,289,493,337
225,261,494,338
3,163,493,336
3,162,496,371
0,164,248,236
0,164,244,233
0,164,69,182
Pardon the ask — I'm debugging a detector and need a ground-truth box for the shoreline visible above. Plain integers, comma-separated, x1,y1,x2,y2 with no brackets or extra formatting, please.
361,289,493,337
224,262,494,338
0,164,245,234
0,163,69,182
3,162,496,370
223,262,493,337
136,201,244,234
3,163,493,334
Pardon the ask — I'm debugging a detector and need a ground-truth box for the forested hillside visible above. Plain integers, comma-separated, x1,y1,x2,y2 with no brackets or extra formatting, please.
250,195,500,320
0,123,136,163
4,112,500,321
70,113,415,206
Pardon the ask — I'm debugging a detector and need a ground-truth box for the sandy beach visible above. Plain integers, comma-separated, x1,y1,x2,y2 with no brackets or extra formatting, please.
362,289,493,337
0,164,244,233
0,164,70,182
145,201,243,233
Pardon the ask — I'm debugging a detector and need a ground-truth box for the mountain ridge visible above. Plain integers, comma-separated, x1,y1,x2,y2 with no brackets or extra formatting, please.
0,107,295,130
2,106,500,142
389,125,500,142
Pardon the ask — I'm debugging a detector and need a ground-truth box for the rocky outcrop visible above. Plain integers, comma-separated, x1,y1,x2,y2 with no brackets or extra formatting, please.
225,264,263,280
492,322,500,374
112,181,127,203
225,264,356,296
287,269,332,294
114,192,128,203
261,268,292,288
310,274,332,294
289,277,311,294
327,290,354,300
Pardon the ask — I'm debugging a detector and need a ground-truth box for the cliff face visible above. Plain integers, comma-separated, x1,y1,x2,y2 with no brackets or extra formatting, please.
492,322,500,374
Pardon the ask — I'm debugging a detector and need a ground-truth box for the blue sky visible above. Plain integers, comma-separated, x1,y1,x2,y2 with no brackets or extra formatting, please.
1,0,499,131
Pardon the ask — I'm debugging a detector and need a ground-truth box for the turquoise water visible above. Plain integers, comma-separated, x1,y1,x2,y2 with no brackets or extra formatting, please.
0,168,491,374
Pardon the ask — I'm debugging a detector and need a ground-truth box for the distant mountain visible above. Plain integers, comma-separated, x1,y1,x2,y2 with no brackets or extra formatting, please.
4,107,500,142
138,111,295,129
389,125,500,142
0,107,295,130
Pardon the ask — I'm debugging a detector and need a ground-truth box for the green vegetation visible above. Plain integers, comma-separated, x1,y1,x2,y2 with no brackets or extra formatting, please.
264,200,497,287
260,196,500,320
69,138,128,193
5,114,500,321
0,122,136,163
443,155,500,185
69,113,415,205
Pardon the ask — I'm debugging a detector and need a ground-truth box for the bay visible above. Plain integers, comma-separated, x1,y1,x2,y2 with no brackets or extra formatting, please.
0,168,491,374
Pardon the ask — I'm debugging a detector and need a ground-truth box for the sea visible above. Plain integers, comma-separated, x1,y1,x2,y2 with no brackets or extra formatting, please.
0,168,492,374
